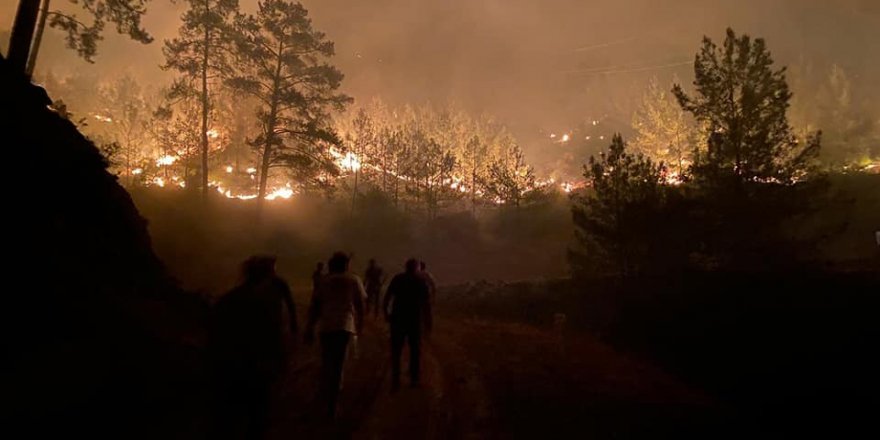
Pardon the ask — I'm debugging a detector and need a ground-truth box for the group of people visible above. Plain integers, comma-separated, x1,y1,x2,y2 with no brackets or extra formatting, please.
209,252,436,438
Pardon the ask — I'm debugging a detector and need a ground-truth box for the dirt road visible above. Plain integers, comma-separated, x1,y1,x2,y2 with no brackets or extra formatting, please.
263,315,719,439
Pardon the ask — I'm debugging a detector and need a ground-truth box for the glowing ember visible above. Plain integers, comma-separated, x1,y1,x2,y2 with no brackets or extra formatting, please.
153,177,166,187
561,182,574,193
131,168,143,175
225,165,234,173
207,129,220,139
93,114,113,123
561,134,570,143
246,167,257,174
266,185,295,200
211,182,295,201
550,133,557,139
156,155,177,166
340,152,361,171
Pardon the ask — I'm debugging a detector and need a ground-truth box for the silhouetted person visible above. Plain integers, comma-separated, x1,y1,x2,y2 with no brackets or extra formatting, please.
384,258,433,391
364,259,385,318
312,261,325,293
305,252,366,419
420,260,437,306
209,255,297,440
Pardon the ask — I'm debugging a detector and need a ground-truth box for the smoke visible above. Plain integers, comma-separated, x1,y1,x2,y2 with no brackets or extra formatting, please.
2,0,879,163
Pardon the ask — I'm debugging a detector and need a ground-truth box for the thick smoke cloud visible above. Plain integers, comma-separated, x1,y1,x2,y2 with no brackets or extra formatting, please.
2,0,879,156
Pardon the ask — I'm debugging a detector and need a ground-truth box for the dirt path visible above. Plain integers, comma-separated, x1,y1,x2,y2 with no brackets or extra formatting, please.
263,316,719,439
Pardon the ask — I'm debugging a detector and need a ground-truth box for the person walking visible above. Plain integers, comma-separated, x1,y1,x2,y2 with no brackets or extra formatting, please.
304,252,366,419
383,258,433,391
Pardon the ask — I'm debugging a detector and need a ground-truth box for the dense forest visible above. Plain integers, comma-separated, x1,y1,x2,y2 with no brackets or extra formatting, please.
2,0,878,438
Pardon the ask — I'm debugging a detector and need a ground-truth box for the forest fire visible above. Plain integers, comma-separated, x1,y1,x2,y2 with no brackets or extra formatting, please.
4,0,879,439
340,152,362,172
209,182,295,201
265,185,295,200
156,155,177,166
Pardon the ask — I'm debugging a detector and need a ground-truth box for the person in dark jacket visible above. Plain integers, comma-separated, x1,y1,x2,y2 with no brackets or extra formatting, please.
209,255,297,439
364,259,384,319
312,261,325,293
383,258,433,391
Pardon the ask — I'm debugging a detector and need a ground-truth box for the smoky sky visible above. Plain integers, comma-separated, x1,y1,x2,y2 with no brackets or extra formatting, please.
3,0,879,148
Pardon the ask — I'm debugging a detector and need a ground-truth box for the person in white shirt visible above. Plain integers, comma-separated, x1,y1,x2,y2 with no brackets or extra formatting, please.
304,252,366,419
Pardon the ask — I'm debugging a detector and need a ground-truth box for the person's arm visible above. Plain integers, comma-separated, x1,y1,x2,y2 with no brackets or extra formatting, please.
383,278,396,322
354,278,366,334
423,284,433,336
354,279,367,334
428,274,437,305
304,286,322,344
280,280,298,335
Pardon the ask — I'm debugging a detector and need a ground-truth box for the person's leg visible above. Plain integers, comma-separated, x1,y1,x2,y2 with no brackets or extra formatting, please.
408,328,422,386
369,293,376,318
245,376,272,439
319,333,334,415
390,328,405,391
323,331,350,417
210,372,242,440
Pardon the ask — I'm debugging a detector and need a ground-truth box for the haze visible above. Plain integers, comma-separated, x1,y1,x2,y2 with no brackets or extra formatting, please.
3,0,879,151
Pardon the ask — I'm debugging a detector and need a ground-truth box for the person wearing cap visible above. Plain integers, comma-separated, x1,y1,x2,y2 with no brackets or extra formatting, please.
305,251,366,419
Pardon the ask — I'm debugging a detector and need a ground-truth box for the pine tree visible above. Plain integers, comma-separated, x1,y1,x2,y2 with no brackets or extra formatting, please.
570,134,665,277
814,65,876,168
163,0,239,199
480,144,537,210
227,0,350,209
346,107,376,213
424,138,458,220
673,28,819,184
145,98,203,187
632,76,697,178
8,0,153,75
462,135,488,215
97,75,150,184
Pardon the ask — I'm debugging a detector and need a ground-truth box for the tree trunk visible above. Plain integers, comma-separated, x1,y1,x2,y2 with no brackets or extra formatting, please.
257,41,285,214
24,0,50,77
7,0,41,75
471,165,477,217
256,100,278,212
199,14,211,200
425,173,430,219
351,142,359,215
382,142,388,194
393,157,400,207
257,136,272,210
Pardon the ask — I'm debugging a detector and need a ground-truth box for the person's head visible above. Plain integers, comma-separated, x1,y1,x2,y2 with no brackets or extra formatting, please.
327,252,350,274
368,258,376,267
420,261,427,271
405,258,420,274
316,261,324,271
242,255,276,282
